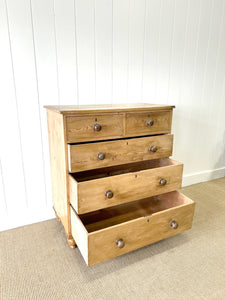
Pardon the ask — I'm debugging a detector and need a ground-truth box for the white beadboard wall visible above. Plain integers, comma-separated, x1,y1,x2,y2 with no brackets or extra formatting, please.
1,0,225,231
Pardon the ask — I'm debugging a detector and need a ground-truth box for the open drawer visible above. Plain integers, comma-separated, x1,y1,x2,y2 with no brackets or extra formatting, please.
70,191,195,266
69,158,183,214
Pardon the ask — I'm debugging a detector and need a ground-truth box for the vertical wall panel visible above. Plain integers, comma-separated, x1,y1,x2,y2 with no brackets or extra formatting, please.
155,0,175,103
127,0,146,102
184,0,212,174
53,0,78,105
0,0,27,219
112,0,129,103
6,0,46,209
75,0,95,104
172,0,201,165
95,0,113,104
195,0,224,171
167,0,189,106
31,0,60,208
211,1,225,169
142,0,162,102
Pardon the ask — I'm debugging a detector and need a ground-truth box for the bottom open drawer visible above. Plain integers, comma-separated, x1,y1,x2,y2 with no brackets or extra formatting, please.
70,191,195,266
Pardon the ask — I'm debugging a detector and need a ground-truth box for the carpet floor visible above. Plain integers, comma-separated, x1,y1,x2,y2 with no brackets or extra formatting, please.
1,178,225,300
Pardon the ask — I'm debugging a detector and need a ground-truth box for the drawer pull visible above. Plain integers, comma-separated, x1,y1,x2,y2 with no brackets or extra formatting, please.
97,152,105,160
93,123,102,132
116,238,125,249
149,145,158,152
105,190,113,198
170,220,178,229
159,178,167,186
146,119,154,126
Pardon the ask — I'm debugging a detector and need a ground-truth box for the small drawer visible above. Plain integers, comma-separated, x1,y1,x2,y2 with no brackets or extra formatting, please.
68,134,173,172
70,191,195,266
69,158,183,214
125,111,172,137
66,114,124,143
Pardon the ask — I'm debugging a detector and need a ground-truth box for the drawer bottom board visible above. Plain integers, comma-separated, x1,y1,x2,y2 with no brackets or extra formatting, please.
70,191,195,266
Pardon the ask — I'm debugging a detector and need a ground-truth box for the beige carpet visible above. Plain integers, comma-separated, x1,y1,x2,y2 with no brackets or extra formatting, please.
1,178,225,300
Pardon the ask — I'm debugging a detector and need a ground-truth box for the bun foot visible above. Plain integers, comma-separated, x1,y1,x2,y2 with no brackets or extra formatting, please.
67,236,76,248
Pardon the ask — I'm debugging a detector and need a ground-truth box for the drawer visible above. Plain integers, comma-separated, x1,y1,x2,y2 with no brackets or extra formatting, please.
68,134,173,172
66,114,124,143
70,191,195,266
125,111,172,136
69,158,183,214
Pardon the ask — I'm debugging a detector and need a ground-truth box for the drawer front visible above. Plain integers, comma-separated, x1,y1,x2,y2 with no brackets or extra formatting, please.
125,111,172,136
70,192,195,266
66,114,124,143
68,134,173,172
70,159,183,214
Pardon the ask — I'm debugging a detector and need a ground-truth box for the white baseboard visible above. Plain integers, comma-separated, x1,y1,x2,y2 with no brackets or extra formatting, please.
182,167,225,187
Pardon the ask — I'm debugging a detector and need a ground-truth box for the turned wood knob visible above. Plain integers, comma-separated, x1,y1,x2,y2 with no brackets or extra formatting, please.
97,152,105,160
149,145,158,152
116,238,125,249
159,178,167,186
170,220,178,229
146,119,154,126
105,190,113,198
93,123,102,131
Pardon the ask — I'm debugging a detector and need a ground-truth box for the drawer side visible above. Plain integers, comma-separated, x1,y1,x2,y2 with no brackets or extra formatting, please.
70,206,88,264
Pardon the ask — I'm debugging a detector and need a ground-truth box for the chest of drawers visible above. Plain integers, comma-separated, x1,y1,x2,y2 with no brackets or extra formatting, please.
45,103,195,266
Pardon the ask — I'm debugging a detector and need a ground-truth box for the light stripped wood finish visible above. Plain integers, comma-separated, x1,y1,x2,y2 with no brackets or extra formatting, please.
45,104,195,265
68,134,173,172
46,110,75,247
44,103,175,115
66,114,124,143
70,191,195,266
69,158,183,214
70,204,88,263
125,111,173,136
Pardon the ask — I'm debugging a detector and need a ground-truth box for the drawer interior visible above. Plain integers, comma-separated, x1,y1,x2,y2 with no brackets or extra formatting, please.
71,158,181,182
77,191,193,233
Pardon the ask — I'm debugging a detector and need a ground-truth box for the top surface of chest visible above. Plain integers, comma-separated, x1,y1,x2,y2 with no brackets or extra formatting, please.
44,103,175,115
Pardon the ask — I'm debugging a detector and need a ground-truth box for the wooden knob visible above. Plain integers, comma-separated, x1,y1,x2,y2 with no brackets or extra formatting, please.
97,152,105,160
146,119,154,126
170,220,178,229
116,238,125,249
105,190,113,198
159,178,167,186
93,123,102,131
149,145,158,152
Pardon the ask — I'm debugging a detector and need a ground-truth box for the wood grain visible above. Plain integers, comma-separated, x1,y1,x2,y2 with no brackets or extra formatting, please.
46,111,69,235
68,134,173,172
70,206,88,264
70,191,195,266
66,114,124,143
125,111,172,136
44,103,175,115
69,158,183,214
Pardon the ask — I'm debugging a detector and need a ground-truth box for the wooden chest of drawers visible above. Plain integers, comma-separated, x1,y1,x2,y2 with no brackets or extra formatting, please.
45,103,195,266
